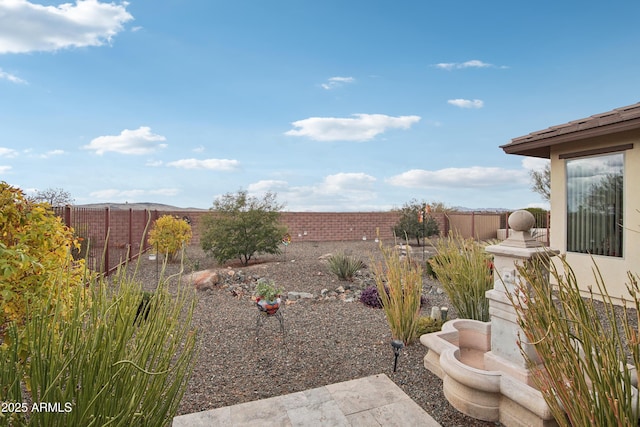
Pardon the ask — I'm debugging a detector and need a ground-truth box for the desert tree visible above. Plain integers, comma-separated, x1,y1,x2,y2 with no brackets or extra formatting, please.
393,199,441,246
201,190,287,265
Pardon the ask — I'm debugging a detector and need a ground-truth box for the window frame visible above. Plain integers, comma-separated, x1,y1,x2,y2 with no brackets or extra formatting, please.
565,151,625,258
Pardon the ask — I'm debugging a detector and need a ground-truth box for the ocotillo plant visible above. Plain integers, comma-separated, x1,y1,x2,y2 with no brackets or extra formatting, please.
511,255,639,427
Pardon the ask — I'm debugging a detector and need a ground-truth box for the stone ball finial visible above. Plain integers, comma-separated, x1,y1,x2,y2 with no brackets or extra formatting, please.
508,210,536,232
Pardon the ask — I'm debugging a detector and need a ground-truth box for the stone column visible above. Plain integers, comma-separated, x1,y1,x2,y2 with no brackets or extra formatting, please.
484,210,558,385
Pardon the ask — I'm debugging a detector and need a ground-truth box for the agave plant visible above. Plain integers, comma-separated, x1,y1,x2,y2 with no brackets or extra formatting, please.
327,252,365,281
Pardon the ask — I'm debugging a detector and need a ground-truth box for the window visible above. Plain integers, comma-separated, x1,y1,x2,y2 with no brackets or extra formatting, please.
566,153,623,257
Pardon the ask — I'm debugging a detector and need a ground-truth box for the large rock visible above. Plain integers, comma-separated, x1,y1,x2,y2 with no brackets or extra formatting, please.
190,269,221,291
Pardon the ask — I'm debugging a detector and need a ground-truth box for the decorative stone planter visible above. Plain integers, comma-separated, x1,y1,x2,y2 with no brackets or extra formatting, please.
256,297,281,316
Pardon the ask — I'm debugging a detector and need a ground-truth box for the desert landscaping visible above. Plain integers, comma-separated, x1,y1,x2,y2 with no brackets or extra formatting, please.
128,240,496,426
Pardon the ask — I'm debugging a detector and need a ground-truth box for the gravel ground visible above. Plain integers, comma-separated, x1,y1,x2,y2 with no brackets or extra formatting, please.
130,241,498,427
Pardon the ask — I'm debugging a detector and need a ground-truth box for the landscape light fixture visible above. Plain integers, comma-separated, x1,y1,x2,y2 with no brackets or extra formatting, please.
391,339,404,372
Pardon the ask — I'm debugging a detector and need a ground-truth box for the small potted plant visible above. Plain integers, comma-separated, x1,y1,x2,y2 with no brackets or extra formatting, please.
255,279,282,315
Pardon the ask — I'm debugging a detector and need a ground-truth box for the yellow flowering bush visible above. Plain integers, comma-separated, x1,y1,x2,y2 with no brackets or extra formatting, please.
0,182,87,340
148,215,192,261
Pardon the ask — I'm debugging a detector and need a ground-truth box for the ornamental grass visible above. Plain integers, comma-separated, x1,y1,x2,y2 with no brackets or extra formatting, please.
511,255,640,427
372,242,423,345
429,232,493,322
0,258,198,426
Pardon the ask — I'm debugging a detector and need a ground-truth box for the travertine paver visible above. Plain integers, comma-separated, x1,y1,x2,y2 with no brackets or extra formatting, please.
173,374,440,427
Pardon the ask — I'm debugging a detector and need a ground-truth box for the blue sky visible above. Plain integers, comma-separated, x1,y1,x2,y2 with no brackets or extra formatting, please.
1,1,639,211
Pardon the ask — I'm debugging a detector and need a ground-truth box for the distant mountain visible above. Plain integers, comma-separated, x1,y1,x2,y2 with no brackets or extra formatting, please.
74,202,207,211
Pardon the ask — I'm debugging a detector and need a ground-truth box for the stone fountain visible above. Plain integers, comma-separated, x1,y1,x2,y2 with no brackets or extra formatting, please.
420,210,559,427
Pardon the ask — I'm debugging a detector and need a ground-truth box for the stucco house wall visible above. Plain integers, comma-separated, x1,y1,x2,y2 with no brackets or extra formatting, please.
502,103,640,303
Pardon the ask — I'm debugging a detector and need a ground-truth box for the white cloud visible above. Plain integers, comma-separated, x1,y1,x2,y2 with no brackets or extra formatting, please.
285,113,421,141
0,147,19,158
82,127,167,155
0,69,27,84
40,149,64,158
387,167,528,188
435,60,494,70
0,0,133,54
248,180,290,192
521,157,549,172
89,188,145,199
0,165,11,173
462,60,491,68
149,188,179,196
88,187,178,201
166,158,239,171
249,173,378,211
145,160,163,167
447,99,484,109
321,76,355,90
320,172,376,194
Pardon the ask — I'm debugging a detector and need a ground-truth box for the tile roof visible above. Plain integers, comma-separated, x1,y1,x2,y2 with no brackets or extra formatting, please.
501,102,640,158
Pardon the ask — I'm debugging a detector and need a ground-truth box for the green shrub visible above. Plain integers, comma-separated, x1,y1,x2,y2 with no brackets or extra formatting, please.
372,242,423,345
0,182,88,339
148,215,192,261
512,256,640,427
0,266,198,426
429,232,492,321
416,316,443,335
201,190,287,265
327,252,365,281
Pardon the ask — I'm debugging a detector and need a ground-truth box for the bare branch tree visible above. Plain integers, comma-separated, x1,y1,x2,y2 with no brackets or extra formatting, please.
529,163,550,201
30,187,74,207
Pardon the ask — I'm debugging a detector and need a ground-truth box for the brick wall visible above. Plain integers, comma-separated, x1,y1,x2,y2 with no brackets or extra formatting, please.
281,211,395,242
160,211,413,244
151,211,449,244
280,211,449,242
56,207,455,272
60,208,450,247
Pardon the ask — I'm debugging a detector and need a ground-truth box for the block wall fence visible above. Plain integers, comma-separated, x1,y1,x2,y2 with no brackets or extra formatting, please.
56,206,524,273
278,211,448,243
58,208,448,247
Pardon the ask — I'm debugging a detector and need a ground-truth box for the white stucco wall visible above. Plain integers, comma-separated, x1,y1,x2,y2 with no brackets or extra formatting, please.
549,129,640,303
